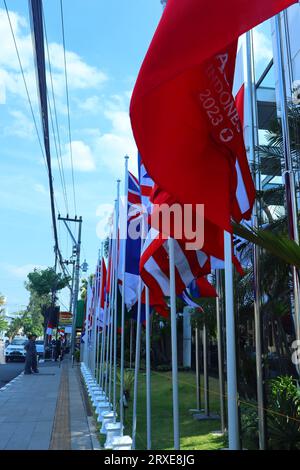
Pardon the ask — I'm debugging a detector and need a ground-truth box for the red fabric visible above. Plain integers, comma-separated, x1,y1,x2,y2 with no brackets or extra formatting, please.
106,248,112,294
100,258,107,308
130,0,294,232
197,277,217,298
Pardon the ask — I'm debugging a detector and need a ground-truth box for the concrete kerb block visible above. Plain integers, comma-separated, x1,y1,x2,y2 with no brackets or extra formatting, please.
100,411,116,433
104,422,123,449
111,435,133,450
96,401,111,422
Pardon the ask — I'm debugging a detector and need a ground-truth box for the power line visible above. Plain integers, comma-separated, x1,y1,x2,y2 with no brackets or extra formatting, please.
3,0,62,259
3,0,46,168
42,6,69,214
60,0,77,215
5,0,71,289
28,0,64,274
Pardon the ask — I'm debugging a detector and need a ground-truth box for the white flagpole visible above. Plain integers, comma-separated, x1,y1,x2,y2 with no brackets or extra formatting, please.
203,321,209,416
108,207,117,405
88,277,96,370
120,156,129,430
129,319,133,369
224,230,240,450
132,208,147,449
100,238,112,390
96,242,104,383
92,253,101,377
145,285,152,449
99,298,107,389
274,13,300,363
246,30,267,449
168,237,180,450
216,270,226,433
113,180,121,423
131,276,143,449
105,235,114,397
83,283,90,367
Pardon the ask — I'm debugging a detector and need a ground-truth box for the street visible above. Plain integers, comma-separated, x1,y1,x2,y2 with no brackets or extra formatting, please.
0,362,24,388
0,340,24,387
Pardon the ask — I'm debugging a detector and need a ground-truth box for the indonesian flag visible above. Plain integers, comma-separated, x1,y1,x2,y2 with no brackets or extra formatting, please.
130,0,295,234
46,322,53,336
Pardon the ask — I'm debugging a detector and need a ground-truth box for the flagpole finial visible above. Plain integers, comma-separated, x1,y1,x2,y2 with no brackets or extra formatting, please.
124,155,129,160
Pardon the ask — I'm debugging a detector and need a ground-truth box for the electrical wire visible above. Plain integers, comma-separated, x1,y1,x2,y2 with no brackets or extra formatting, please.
60,0,77,216
42,5,69,214
3,0,46,168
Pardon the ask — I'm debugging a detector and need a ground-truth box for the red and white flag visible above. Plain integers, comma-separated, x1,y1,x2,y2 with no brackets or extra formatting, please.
130,0,295,235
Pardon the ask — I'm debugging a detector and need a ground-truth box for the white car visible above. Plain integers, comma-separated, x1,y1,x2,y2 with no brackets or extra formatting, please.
5,338,27,362
35,340,45,358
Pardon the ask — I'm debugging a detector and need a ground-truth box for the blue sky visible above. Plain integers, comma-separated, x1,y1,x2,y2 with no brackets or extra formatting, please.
0,1,273,313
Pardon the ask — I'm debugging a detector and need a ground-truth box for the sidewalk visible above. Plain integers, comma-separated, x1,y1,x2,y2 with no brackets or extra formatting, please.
0,357,98,450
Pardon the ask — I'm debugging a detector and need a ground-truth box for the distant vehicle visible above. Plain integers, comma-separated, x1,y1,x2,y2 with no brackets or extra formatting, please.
5,338,27,362
35,340,45,358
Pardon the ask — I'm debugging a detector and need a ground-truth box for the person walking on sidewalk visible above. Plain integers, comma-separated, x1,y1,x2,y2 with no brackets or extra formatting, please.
24,334,39,374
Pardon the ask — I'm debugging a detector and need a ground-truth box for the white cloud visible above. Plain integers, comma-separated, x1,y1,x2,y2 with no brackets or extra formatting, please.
77,95,102,113
3,263,47,280
48,42,107,93
0,8,108,106
95,203,114,240
59,140,96,172
253,28,273,64
91,95,138,176
4,109,34,139
94,132,137,175
34,183,48,195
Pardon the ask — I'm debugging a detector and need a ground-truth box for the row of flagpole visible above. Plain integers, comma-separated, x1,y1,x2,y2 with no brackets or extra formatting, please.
78,5,300,452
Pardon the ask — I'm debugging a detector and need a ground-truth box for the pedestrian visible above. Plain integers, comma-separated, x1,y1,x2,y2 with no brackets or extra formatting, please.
54,337,62,362
24,334,39,374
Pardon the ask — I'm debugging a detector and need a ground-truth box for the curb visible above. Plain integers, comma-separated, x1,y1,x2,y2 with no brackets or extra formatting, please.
87,416,102,450
0,370,24,392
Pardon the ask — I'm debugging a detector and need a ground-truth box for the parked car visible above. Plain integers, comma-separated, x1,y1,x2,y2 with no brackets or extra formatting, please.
5,338,27,362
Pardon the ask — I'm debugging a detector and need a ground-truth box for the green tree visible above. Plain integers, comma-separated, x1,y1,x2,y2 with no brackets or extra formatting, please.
5,314,24,341
25,267,70,337
26,267,70,297
0,294,8,333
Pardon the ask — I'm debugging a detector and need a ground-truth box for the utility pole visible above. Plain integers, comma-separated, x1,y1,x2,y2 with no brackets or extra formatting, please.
58,215,82,354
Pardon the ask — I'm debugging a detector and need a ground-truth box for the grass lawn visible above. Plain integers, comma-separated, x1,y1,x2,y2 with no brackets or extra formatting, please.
121,370,226,450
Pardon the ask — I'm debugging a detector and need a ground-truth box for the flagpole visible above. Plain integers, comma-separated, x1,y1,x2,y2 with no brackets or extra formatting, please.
203,321,209,417
83,283,90,367
105,237,114,397
92,253,100,377
145,285,152,449
195,326,201,411
246,30,267,449
274,13,300,364
216,270,226,433
168,237,180,450
131,275,143,449
132,200,151,449
100,238,111,390
120,156,129,431
108,202,117,406
96,243,104,383
99,298,107,389
129,319,133,369
224,230,240,450
113,180,120,423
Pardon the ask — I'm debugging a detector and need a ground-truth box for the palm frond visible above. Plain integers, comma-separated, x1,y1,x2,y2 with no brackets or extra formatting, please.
233,222,300,269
